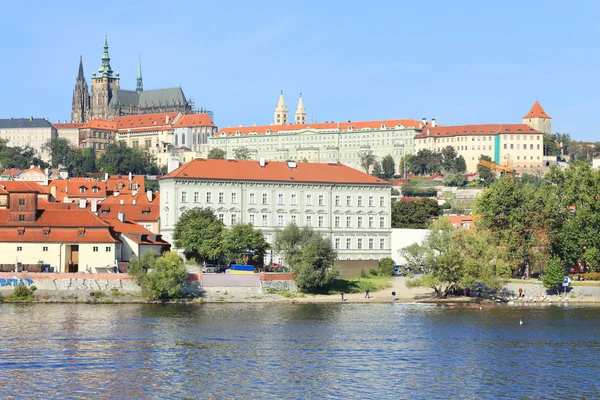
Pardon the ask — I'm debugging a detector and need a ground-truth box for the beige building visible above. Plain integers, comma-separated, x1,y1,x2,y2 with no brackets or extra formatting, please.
0,118,57,162
54,122,83,148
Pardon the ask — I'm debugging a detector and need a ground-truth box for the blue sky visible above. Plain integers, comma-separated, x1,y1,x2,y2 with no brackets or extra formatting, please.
1,0,598,140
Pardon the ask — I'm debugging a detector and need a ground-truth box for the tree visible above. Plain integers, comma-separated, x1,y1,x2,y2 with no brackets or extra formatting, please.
98,141,159,175
173,208,225,263
274,224,338,292
358,150,376,173
0,139,49,170
371,162,382,177
542,257,565,295
381,154,395,179
443,174,468,187
143,252,188,300
43,137,72,168
208,148,226,159
392,198,442,229
379,257,395,276
405,149,443,175
455,156,467,173
441,146,458,173
128,250,159,286
81,147,97,174
221,223,270,264
233,146,251,160
477,155,496,187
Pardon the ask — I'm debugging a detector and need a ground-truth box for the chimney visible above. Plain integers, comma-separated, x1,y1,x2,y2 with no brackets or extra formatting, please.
119,199,124,205
431,118,436,128
132,190,138,197
259,157,266,167
29,116,33,121
146,190,153,202
104,173,109,181
113,191,119,197
421,117,426,126
79,199,87,209
166,115,170,124
91,200,98,213
132,200,136,206
50,185,57,199
128,172,132,181
117,212,126,222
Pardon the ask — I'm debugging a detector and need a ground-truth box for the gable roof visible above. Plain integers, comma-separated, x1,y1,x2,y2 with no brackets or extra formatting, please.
65,178,106,198
105,175,145,193
523,100,551,119
173,113,216,128
138,88,188,108
162,159,389,185
113,112,180,132
1,181,49,194
104,218,168,245
415,124,542,139
54,123,84,129
80,119,117,131
0,118,54,129
109,89,140,107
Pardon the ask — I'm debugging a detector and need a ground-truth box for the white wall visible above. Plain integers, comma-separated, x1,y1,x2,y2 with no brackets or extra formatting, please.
391,228,429,265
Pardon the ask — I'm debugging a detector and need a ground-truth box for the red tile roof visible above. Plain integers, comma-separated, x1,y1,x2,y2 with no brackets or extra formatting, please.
54,123,84,129
447,215,475,229
523,101,551,119
217,119,422,136
65,179,106,198
101,190,158,206
20,167,45,176
162,159,389,185
415,124,542,139
104,218,169,245
80,120,117,130
2,169,22,176
0,228,119,244
172,113,215,128
105,175,145,193
98,203,159,222
114,112,180,132
0,181,48,194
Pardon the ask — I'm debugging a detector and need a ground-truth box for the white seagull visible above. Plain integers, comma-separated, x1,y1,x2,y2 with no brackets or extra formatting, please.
519,319,523,326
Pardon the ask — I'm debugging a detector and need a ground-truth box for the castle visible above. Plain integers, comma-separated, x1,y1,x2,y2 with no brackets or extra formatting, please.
71,37,192,123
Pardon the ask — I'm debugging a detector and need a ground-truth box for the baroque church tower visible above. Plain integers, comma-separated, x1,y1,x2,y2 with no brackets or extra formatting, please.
71,56,90,123
295,93,306,124
90,36,120,120
274,91,288,125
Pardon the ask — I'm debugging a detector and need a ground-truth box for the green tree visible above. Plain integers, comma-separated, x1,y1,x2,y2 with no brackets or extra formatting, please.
233,146,251,160
274,224,338,292
455,155,467,173
221,223,270,264
372,162,382,177
443,173,468,187
392,198,442,229
81,147,97,174
173,208,225,263
381,154,396,179
379,257,395,276
358,150,376,173
128,250,159,285
43,137,72,168
477,155,496,187
441,146,458,173
98,141,159,175
143,252,188,300
405,149,443,175
208,148,226,159
542,257,565,295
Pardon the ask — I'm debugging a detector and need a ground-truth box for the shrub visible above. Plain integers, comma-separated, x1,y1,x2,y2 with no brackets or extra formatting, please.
143,252,188,300
29,285,37,291
369,268,378,277
360,269,369,278
379,258,395,276
90,291,106,298
11,284,33,301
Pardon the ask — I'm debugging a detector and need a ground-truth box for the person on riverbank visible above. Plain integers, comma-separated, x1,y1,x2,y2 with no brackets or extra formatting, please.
365,289,370,299
392,291,396,301
341,292,344,302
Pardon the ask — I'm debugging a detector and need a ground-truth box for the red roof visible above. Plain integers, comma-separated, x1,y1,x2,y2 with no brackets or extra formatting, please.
65,179,106,198
80,120,117,130
98,203,159,223
2,169,22,176
102,190,158,206
162,159,389,185
0,228,119,244
172,113,215,128
523,101,551,119
217,119,422,136
104,218,169,245
54,123,84,129
415,124,542,139
447,215,475,229
114,112,180,131
105,175,145,194
0,181,48,194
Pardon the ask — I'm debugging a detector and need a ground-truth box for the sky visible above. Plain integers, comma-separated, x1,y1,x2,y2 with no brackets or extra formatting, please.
0,0,599,140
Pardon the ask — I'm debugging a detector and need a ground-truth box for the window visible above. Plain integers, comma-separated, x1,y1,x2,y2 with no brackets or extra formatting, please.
357,216,363,228
181,191,187,202
306,194,312,205
318,215,324,227
278,215,284,227
262,214,268,226
357,196,363,207
249,192,256,204
231,193,237,204
93,187,99,193
369,239,374,249
278,193,284,205
17,246,22,252
379,197,384,207
335,216,340,227
291,193,297,205
43,246,48,252
537,144,540,150
193,192,199,203
93,246,99,252
510,144,514,150
318,195,324,206
380,238,385,249
218,213,224,222
380,216,385,228
106,246,111,252
530,144,534,150
335,238,340,249
346,196,352,206
368,196,374,207
357,238,363,249
262,193,268,205
19,215,24,221
368,216,374,228
346,216,352,228
249,214,255,225
504,144,507,150
335,195,340,206
291,215,297,224
206,192,212,203
218,192,224,203
18,198,24,205
346,238,351,249
231,214,237,225
306,215,312,227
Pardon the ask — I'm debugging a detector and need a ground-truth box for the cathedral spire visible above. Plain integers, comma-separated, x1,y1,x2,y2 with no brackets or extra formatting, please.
295,93,306,124
274,90,288,125
78,56,85,80
97,35,114,78
136,54,143,94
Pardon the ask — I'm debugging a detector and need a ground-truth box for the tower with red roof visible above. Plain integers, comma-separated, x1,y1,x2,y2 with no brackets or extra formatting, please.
523,100,552,135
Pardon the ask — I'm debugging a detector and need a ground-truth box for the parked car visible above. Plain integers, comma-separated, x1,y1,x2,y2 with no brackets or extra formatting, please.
202,264,228,273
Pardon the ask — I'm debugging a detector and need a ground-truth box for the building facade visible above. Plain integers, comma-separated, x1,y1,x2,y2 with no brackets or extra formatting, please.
159,159,392,264
0,118,57,162
54,122,83,148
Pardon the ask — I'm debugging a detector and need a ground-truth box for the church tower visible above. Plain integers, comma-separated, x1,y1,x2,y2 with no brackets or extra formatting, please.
90,36,120,120
136,54,143,94
71,56,90,123
274,91,288,125
295,93,306,124
523,100,552,135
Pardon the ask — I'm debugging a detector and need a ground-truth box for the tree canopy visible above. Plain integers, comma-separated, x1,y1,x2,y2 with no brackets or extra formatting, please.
43,137,72,168
173,208,225,263
358,150,376,173
0,139,49,170
98,141,159,175
221,223,270,264
381,154,396,179
208,148,226,159
234,146,251,160
392,198,442,229
128,251,188,300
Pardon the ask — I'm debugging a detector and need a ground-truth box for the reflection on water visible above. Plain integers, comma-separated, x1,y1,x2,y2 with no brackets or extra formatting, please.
0,303,599,398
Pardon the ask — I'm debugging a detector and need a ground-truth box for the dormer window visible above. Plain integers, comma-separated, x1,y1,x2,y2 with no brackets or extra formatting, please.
78,228,85,237
117,183,124,190
43,228,50,236
17,227,24,236
79,186,86,193
92,186,99,193
381,124,387,129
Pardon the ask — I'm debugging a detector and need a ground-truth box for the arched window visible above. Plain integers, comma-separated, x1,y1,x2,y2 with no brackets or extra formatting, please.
175,135,178,146
182,134,185,145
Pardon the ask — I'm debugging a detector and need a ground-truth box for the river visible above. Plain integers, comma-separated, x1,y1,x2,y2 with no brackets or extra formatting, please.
0,303,598,399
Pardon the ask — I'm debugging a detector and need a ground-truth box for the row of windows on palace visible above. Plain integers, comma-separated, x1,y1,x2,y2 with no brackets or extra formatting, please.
15,246,111,252
214,212,387,229
428,134,543,144
334,237,386,251
455,143,542,152
174,191,388,208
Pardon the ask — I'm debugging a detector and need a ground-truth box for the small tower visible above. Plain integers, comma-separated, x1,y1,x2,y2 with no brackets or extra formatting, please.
136,54,143,94
90,35,120,120
295,93,306,124
274,90,288,125
523,100,552,135
71,56,90,123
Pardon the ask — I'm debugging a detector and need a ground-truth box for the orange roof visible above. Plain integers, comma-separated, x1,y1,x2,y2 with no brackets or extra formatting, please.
104,218,168,245
105,175,145,193
98,203,159,222
172,113,215,128
447,215,475,226
20,167,45,175
523,101,551,119
80,119,117,130
65,179,106,198
37,199,77,210
102,190,158,206
114,112,180,131
217,119,422,136
54,123,84,129
2,169,22,177
415,124,542,139
162,159,389,185
0,181,49,194
0,228,119,244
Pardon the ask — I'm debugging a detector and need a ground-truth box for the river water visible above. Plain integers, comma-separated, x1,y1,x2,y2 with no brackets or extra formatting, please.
0,303,598,399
